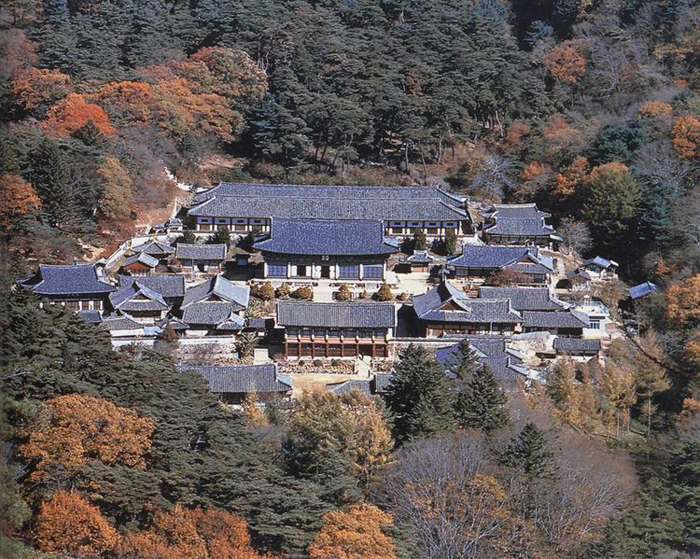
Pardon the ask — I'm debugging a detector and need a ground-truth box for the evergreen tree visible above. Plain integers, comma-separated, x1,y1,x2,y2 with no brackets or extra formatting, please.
444,228,458,255
29,137,78,230
500,422,553,478
211,226,231,248
413,229,427,251
454,364,509,433
384,344,454,442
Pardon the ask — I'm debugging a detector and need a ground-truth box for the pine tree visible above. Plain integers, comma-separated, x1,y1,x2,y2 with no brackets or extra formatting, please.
384,344,454,442
500,422,553,478
211,226,231,247
29,137,77,230
454,365,509,433
413,229,428,251
444,228,458,255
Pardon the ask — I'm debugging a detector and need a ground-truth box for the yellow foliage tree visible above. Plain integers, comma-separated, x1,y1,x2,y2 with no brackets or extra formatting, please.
554,156,589,196
308,503,396,559
33,490,118,556
97,155,134,220
673,114,700,158
666,275,700,329
637,100,673,119
20,394,154,479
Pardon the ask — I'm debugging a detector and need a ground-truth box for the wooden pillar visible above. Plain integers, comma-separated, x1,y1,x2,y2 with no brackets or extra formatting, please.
284,341,288,357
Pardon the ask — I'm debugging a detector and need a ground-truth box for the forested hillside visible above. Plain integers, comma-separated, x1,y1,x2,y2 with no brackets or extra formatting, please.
2,0,700,558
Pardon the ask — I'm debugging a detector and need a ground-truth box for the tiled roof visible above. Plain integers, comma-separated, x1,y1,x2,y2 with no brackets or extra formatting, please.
434,341,528,382
629,281,658,299
177,364,292,394
182,276,249,311
484,218,557,237
581,256,618,269
19,264,115,295
193,182,465,204
554,338,602,353
327,379,373,396
479,287,566,311
131,240,175,256
523,310,589,328
277,301,396,328
117,275,186,299
122,252,159,268
110,281,169,311
408,250,434,263
253,218,400,256
99,315,144,331
448,245,545,269
327,372,393,396
188,185,469,221
77,310,102,324
413,282,522,324
175,243,227,261
482,203,551,219
182,302,243,328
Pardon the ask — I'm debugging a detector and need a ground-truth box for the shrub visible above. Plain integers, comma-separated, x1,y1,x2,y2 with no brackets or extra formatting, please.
359,290,370,299
336,284,352,301
255,282,275,301
313,359,324,367
375,283,393,301
293,286,314,300
276,283,292,298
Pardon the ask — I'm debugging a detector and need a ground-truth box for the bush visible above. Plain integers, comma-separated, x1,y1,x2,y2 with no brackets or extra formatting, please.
313,359,324,367
276,283,292,298
331,359,341,368
359,290,370,299
374,283,393,301
292,286,313,300
254,282,276,301
336,284,352,301
397,292,409,301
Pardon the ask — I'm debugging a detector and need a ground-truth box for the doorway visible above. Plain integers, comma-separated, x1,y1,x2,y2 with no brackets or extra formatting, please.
321,265,331,279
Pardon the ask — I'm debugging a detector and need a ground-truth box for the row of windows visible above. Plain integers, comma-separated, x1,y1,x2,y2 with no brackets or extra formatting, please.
287,328,387,338
267,264,383,279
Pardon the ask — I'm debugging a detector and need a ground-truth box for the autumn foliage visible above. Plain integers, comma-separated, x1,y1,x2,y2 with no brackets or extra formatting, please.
637,100,673,119
43,92,117,136
666,275,700,329
0,173,41,229
543,40,587,84
118,505,270,559
33,491,118,556
308,504,396,559
10,67,72,112
554,156,589,196
21,394,154,477
672,115,700,158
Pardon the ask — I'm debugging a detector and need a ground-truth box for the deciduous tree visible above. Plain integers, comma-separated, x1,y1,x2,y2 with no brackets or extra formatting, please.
96,155,133,220
672,115,700,159
33,491,118,556
0,174,41,230
10,67,71,114
21,394,155,479
43,92,117,136
308,503,396,559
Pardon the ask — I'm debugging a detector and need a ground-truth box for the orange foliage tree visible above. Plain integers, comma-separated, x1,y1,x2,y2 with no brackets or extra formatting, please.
118,505,271,559
554,156,589,196
33,490,118,556
637,100,673,119
91,80,157,124
0,173,41,229
10,67,71,113
139,47,266,142
20,394,154,478
666,274,700,329
543,40,587,84
43,92,117,136
673,115,700,159
308,503,396,559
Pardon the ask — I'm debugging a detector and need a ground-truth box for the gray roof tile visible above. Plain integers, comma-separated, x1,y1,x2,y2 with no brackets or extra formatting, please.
553,338,602,353
182,302,243,327
277,301,396,328
182,276,249,310
122,252,159,268
254,218,400,256
20,264,115,295
177,364,292,394
484,218,556,237
523,310,589,328
629,281,658,299
175,243,227,261
447,246,548,269
131,240,175,256
479,287,566,311
117,275,186,299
